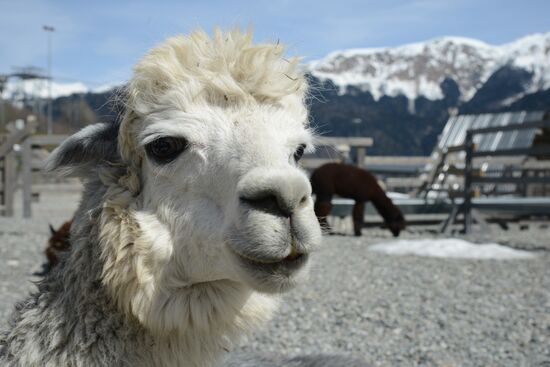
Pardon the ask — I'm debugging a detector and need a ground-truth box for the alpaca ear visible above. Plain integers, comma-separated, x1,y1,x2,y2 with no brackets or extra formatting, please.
45,122,120,176
49,224,56,235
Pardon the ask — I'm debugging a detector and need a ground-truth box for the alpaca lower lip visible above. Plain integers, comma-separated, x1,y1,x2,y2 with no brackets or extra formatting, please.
283,251,302,262
228,245,310,294
228,246,308,271
240,252,308,272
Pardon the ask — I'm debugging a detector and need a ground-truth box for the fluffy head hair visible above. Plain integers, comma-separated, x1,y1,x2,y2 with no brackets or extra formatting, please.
119,28,307,183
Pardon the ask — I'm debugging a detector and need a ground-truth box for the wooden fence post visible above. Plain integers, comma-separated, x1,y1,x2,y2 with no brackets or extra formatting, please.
22,137,32,218
356,147,366,168
3,151,15,217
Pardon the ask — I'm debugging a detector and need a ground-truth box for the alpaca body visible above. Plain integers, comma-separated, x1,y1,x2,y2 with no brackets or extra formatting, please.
311,163,405,236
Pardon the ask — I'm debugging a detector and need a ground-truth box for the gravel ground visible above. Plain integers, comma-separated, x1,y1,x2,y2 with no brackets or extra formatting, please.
0,184,82,325
1,185,549,366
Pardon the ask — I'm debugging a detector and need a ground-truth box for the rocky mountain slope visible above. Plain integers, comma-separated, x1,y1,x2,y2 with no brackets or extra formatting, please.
306,32,550,155
308,33,550,108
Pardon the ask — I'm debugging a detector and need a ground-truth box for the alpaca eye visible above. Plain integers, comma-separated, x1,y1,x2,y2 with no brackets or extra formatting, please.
145,137,188,164
293,144,306,163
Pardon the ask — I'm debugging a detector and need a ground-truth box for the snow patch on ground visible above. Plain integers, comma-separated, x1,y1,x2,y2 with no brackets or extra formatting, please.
387,192,410,200
369,238,536,259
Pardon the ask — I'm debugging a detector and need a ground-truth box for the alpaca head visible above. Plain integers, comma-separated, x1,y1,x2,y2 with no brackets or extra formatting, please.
387,211,406,237
47,29,321,333
45,220,72,267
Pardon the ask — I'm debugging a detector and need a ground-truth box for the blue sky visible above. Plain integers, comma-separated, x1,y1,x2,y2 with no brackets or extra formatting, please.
1,0,549,88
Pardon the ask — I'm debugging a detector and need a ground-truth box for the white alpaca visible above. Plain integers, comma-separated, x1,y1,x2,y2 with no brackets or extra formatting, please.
0,29,323,367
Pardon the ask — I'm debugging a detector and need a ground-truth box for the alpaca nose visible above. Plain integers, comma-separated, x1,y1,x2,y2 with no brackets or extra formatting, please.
238,169,311,217
240,191,308,218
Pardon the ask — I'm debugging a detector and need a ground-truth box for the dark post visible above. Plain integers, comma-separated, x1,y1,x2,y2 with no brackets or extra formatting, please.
463,130,474,234
356,147,366,168
3,152,15,217
22,137,32,218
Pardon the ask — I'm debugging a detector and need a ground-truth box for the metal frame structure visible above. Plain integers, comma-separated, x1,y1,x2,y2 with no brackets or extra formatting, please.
417,111,546,199
446,119,550,234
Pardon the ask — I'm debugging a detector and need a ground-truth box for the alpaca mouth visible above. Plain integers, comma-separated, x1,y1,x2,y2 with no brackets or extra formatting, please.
237,251,309,274
231,247,308,268
225,219,316,293
227,244,309,277
282,250,303,262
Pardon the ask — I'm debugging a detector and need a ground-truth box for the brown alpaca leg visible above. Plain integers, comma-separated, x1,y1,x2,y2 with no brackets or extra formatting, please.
314,200,333,233
352,202,365,236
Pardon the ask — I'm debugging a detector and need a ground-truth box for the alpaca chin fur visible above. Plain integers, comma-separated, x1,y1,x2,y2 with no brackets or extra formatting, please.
98,181,278,353
1,28,320,367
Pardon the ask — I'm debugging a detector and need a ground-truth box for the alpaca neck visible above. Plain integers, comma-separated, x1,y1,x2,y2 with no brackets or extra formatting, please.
367,186,397,222
143,284,277,367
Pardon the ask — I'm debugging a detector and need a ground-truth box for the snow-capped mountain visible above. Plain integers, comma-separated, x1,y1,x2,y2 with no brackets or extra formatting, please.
4,32,548,105
1,79,121,101
308,32,550,103
1,79,88,100
2,32,548,155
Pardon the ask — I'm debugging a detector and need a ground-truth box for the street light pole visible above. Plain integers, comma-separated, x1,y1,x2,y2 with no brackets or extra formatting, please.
43,25,55,134
0,75,6,129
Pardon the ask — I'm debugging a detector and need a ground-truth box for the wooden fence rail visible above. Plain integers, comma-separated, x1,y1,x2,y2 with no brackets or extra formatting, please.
21,134,68,218
0,118,68,218
0,119,37,217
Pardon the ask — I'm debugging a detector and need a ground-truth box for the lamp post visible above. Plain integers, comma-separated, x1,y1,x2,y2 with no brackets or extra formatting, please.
0,75,6,129
43,25,55,134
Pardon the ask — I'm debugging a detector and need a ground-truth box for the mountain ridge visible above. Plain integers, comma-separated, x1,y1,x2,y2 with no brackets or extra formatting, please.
308,32,550,104
2,32,549,156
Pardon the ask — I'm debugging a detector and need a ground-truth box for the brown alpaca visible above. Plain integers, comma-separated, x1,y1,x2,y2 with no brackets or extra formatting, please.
310,163,406,237
45,220,72,268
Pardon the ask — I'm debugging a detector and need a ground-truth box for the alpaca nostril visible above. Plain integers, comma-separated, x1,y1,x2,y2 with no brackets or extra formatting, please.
240,192,292,218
